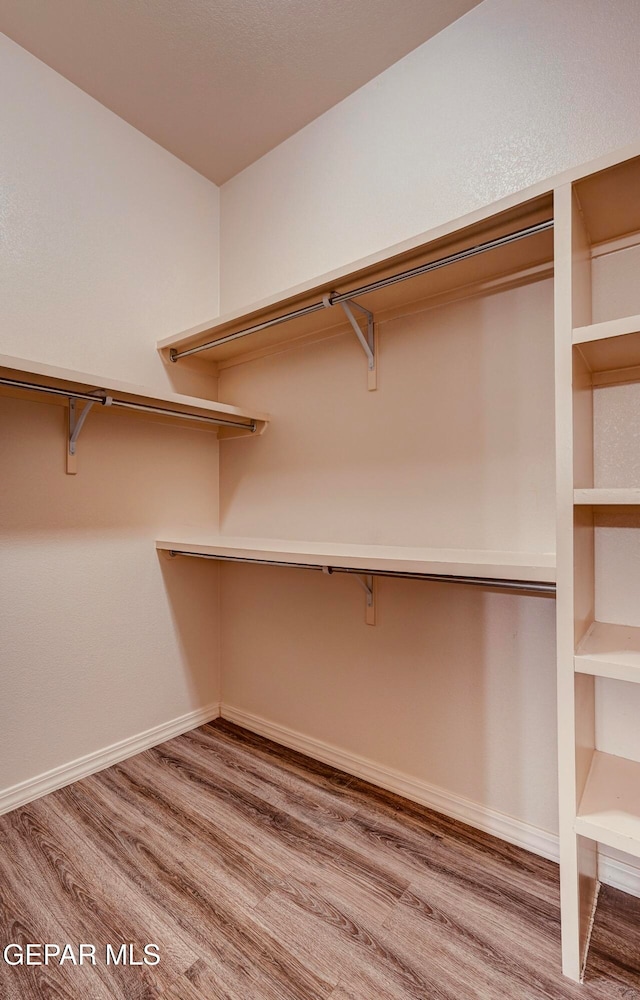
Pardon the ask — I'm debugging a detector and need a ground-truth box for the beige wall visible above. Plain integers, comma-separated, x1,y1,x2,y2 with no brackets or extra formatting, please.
221,565,557,831
0,33,219,398
219,279,555,553
215,0,640,859
0,397,220,794
220,0,640,313
219,277,559,834
0,36,222,804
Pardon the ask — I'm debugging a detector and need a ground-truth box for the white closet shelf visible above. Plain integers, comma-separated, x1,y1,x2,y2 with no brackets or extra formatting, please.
158,194,553,370
574,488,640,505
573,152,640,247
0,354,269,438
575,621,640,684
576,751,640,860
156,535,556,585
573,317,640,377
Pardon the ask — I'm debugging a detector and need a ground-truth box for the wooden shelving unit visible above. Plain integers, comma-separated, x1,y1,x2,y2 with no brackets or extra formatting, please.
555,151,640,980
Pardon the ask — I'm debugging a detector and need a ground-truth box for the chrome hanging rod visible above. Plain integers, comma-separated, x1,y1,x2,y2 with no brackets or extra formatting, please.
108,398,255,430
0,376,257,431
167,550,556,595
170,218,554,362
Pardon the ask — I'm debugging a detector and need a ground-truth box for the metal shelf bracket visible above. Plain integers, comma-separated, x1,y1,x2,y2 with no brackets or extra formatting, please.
324,294,377,390
67,393,111,474
322,565,376,624
355,573,376,625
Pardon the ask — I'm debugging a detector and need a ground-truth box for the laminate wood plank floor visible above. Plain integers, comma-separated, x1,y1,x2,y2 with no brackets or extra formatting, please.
1,720,640,999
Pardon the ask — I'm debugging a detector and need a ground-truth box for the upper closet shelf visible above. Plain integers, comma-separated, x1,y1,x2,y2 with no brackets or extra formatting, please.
0,354,269,435
573,152,640,248
156,535,556,593
158,193,554,383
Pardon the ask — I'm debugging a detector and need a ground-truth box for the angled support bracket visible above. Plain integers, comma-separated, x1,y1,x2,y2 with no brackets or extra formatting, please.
322,566,376,625
67,393,112,475
323,294,377,390
354,573,376,626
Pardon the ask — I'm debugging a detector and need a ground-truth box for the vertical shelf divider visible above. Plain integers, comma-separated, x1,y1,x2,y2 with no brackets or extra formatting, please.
555,182,598,981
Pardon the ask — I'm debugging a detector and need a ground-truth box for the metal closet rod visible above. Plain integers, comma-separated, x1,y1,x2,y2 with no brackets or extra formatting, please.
168,550,556,595
0,376,257,431
170,217,554,362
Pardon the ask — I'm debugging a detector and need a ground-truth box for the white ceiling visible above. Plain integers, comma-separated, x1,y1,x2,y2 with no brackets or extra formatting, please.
0,0,482,184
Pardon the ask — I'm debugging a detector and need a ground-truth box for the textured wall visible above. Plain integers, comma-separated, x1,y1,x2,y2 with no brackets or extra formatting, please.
216,0,640,849
219,279,556,554
220,0,640,312
0,396,221,794
0,36,222,801
219,277,559,834
221,565,558,832
0,33,219,395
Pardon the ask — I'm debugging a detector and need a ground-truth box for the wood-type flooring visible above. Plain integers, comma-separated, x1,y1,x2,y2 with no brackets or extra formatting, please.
1,719,640,999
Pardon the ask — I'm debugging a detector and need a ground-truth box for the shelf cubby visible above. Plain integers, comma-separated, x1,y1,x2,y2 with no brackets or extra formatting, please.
576,751,640,861
574,154,640,328
573,316,640,379
575,621,640,684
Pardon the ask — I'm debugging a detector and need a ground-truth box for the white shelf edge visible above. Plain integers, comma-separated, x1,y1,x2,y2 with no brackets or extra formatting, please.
0,353,270,427
573,314,640,346
575,621,640,684
576,751,640,861
574,488,640,505
156,535,556,583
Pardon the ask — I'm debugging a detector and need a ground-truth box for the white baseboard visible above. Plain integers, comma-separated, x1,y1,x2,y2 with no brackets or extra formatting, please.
599,852,640,898
0,701,221,816
220,704,640,898
5,699,640,901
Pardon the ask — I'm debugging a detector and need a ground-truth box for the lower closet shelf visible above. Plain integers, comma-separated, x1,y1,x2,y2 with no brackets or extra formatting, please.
576,751,640,860
156,535,556,590
575,621,640,683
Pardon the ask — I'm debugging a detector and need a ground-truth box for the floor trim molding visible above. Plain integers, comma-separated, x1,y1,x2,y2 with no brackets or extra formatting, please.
221,704,640,898
599,853,640,899
5,701,640,899
0,701,221,816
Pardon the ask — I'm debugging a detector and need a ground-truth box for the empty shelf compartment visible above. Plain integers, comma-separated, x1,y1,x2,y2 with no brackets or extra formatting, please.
576,751,640,860
575,621,640,683
573,316,640,376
